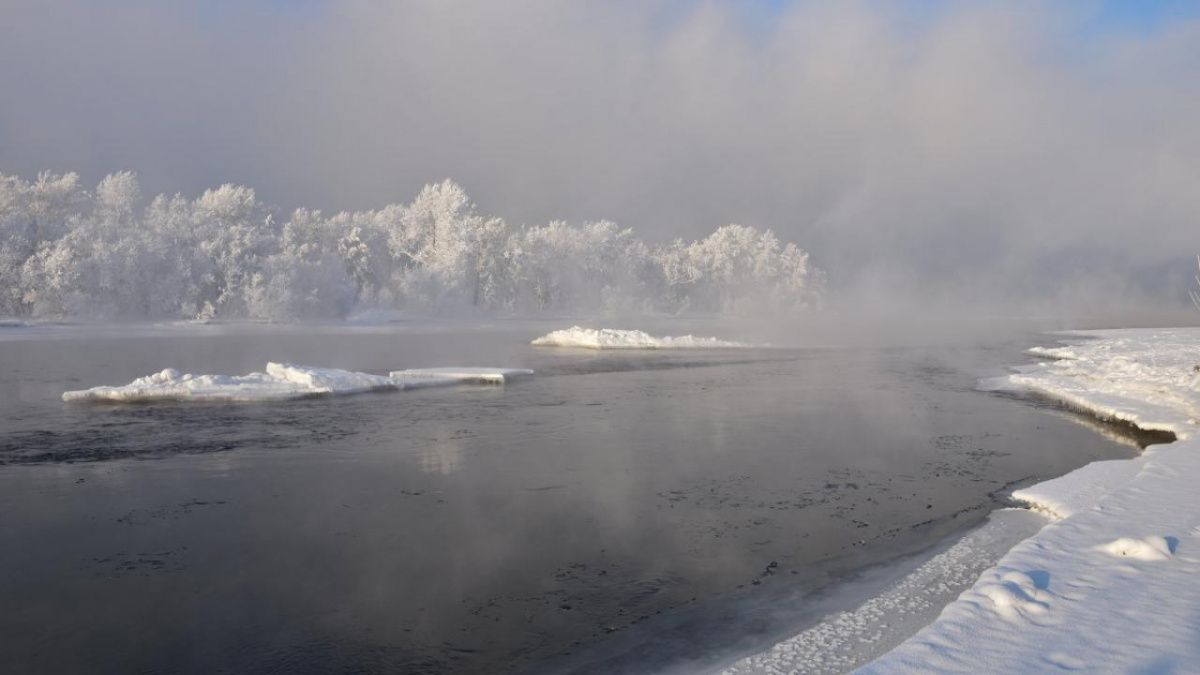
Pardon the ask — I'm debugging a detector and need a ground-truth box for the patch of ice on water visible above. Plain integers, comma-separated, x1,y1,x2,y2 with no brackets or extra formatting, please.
64,364,532,403
531,326,752,349
62,363,397,402
389,367,534,385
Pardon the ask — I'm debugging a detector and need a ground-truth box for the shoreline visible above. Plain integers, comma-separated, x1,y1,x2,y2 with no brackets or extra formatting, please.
859,328,1200,671
715,417,1146,674
716,508,1049,674
726,327,1200,673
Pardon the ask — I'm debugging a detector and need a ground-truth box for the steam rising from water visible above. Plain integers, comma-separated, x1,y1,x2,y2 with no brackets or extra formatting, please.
2,1,1199,317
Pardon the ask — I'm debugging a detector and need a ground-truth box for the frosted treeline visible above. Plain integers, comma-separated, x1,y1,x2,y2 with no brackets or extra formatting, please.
0,171,822,320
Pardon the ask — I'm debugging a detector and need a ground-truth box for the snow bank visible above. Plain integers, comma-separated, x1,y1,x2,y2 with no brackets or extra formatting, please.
530,326,752,349
1008,456,1146,519
64,364,532,402
853,328,1200,673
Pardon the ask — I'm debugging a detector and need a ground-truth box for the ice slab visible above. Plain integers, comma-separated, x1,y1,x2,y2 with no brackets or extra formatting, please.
62,363,397,402
389,367,534,385
531,325,751,349
64,363,532,403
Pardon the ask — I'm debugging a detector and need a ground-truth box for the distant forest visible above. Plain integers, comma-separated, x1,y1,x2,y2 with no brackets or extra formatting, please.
1,171,822,320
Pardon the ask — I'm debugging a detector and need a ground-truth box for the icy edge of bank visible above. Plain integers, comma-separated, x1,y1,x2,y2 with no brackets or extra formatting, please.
531,326,754,349
719,508,1050,675
857,327,1200,673
63,364,532,402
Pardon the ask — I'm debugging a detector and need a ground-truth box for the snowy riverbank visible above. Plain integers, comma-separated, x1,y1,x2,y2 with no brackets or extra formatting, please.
728,327,1200,673
868,328,1200,671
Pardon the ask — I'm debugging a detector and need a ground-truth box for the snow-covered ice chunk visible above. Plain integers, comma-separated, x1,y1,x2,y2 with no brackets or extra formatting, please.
531,326,751,349
264,362,397,393
63,363,397,402
64,363,533,403
389,367,533,385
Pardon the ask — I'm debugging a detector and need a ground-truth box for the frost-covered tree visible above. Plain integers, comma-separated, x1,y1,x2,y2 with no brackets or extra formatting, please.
246,208,355,320
509,220,659,312
0,170,823,320
656,224,820,313
189,184,277,317
141,192,213,318
1,172,87,315
22,172,146,317
386,180,507,308
334,208,396,307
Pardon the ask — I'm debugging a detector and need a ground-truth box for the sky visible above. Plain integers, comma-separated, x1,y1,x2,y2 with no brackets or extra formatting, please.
2,0,1199,318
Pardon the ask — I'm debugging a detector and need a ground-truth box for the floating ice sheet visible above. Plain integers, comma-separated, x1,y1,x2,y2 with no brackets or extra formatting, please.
64,363,532,403
389,367,534,385
530,325,751,349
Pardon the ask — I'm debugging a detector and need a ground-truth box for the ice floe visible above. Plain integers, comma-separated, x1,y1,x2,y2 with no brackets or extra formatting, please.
64,364,532,403
530,326,751,349
389,367,533,385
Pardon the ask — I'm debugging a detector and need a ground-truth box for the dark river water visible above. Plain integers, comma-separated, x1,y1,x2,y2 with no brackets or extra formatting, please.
0,321,1135,674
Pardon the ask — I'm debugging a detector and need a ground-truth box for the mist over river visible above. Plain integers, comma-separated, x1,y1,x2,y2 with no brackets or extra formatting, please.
0,321,1135,674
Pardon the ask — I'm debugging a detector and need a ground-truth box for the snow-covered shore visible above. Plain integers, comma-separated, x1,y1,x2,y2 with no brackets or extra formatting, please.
728,327,1200,673
864,328,1200,671
63,364,532,402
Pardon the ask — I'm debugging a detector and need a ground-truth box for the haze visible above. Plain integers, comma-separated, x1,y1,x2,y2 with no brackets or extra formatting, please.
2,0,1198,317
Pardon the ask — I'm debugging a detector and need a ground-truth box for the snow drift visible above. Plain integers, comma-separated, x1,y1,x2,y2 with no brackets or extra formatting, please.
64,363,532,403
530,326,753,349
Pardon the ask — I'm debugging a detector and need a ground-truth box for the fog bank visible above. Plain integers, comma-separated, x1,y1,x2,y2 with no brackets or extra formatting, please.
2,1,1198,315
